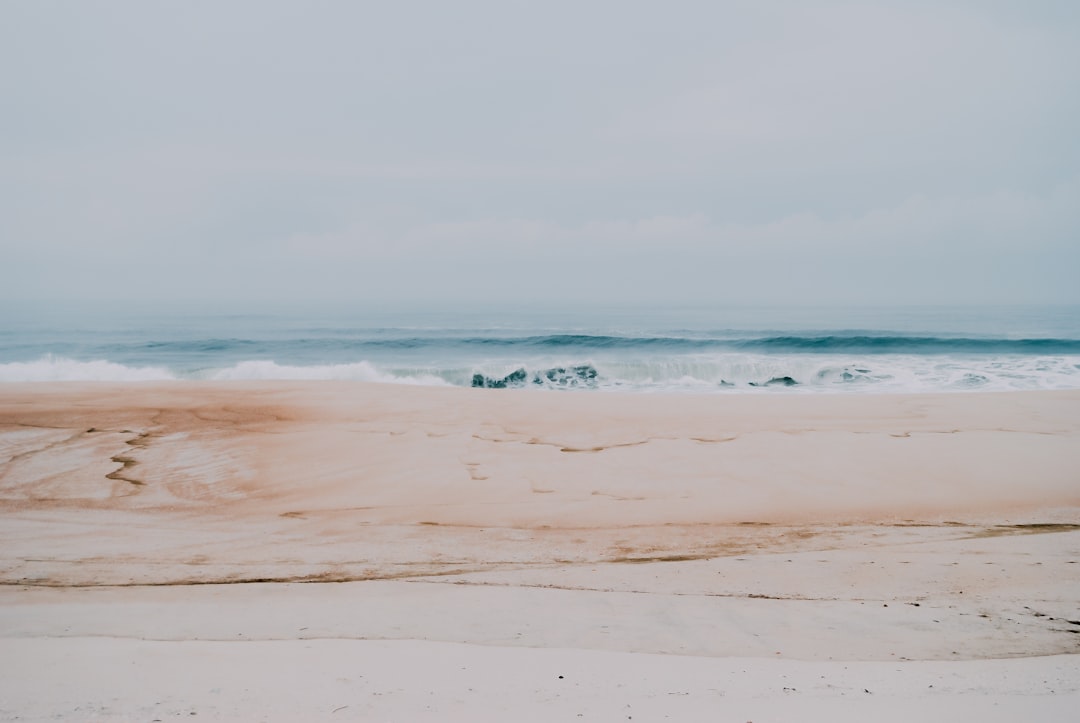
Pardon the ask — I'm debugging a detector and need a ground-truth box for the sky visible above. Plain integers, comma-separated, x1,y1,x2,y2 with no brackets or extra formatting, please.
2,0,1079,310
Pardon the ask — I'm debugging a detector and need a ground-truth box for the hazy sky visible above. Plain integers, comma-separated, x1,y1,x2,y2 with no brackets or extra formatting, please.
2,1,1078,308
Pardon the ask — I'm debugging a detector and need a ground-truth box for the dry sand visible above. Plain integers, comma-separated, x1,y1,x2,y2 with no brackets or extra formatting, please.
1,383,1079,721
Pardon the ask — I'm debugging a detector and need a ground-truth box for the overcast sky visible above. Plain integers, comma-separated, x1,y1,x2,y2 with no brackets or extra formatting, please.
2,0,1078,309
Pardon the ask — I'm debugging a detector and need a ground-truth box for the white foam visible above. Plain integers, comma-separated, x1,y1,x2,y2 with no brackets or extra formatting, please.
0,356,176,382
206,360,451,386
589,353,1080,393
2,354,1077,393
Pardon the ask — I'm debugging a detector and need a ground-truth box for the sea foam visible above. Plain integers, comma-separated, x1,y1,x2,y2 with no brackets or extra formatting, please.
205,360,450,385
0,356,176,382
3,353,1078,392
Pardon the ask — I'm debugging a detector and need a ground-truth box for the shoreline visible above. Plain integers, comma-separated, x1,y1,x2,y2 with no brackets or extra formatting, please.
6,377,1080,395
3,382,1077,521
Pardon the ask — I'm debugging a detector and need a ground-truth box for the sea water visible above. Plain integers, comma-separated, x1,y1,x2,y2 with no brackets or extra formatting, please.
1,303,1078,393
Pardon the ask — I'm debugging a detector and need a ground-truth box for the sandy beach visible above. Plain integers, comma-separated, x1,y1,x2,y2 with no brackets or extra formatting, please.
1,383,1079,721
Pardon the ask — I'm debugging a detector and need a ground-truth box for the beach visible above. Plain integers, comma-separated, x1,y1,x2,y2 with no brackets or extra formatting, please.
6,0,1079,716
1,382,1079,720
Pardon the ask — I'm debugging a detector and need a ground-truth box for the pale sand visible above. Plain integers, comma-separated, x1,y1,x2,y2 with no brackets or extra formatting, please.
1,383,1079,720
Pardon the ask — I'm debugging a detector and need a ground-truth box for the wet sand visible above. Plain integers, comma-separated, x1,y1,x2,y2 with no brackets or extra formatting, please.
1,383,1079,720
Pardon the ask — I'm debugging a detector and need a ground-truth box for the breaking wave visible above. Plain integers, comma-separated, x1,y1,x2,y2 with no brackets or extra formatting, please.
0,355,176,382
205,360,450,385
0,357,450,386
2,353,1078,393
359,333,1080,355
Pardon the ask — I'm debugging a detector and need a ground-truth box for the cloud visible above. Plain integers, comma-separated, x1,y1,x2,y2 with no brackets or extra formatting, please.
1,1,1078,307
279,176,1079,257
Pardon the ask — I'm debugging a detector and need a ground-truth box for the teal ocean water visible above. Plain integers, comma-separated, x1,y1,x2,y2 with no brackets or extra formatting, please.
1,304,1078,393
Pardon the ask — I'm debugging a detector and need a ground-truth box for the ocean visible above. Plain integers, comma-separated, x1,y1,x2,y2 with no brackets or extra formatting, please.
1,303,1078,394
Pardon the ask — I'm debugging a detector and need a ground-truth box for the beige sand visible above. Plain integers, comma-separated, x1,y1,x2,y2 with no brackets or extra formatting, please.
1,383,1079,720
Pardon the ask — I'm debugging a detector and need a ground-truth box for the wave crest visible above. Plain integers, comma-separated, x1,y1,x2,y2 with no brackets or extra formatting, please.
434,333,1080,355
0,356,175,382
206,360,450,385
3,354,1078,393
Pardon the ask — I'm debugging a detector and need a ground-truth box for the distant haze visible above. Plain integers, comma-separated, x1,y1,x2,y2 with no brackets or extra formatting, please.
2,1,1078,309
